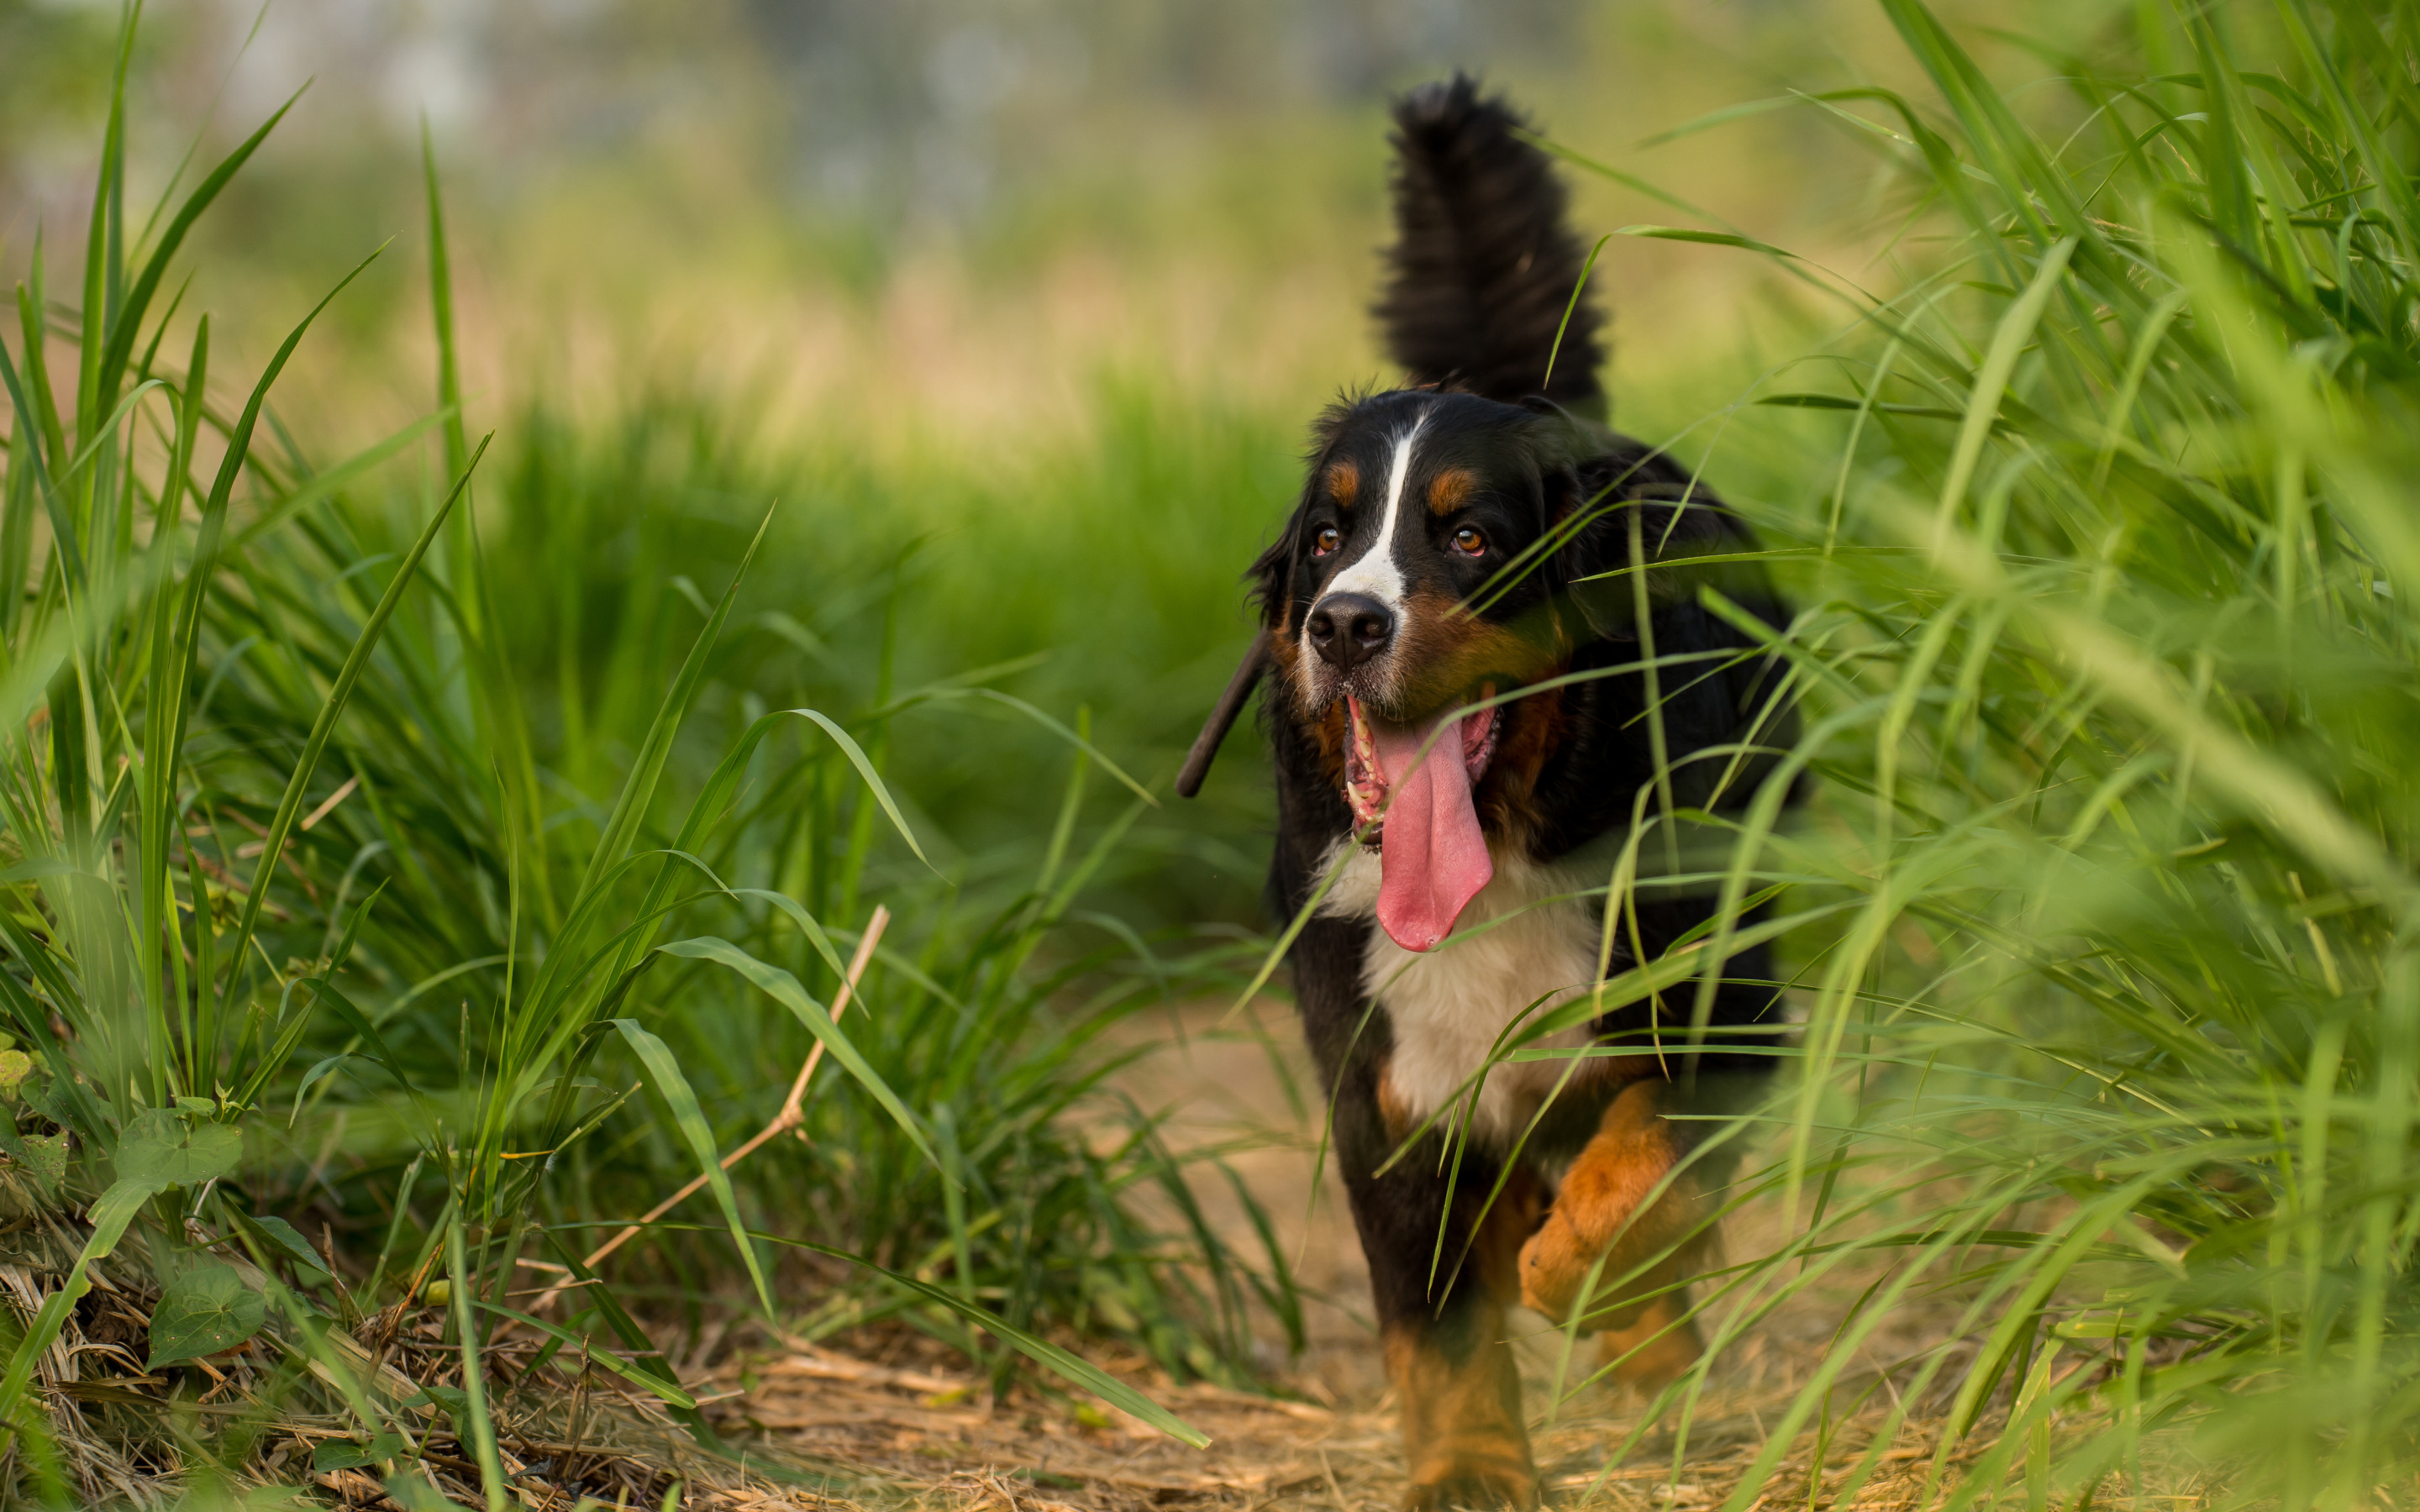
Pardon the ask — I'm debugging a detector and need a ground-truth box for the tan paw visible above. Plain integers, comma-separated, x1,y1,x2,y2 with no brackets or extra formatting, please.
1517,1210,1589,1323
1519,1215,1679,1335
1402,1457,1541,1510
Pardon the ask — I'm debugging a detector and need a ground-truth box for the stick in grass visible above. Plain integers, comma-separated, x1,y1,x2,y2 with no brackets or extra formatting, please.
550,906,891,1294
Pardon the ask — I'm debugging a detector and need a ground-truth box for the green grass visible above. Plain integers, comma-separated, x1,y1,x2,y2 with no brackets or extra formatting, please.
10,0,2420,1505
1426,0,2420,1504
472,378,1291,927
0,11,1293,1503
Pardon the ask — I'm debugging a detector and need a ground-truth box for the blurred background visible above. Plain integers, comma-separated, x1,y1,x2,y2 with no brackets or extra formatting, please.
0,0,2041,929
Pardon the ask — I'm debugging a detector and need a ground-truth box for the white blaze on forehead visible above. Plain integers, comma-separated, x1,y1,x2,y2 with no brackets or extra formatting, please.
1318,410,1428,615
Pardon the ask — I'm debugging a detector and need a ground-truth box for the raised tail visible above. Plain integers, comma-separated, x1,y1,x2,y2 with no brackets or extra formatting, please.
1375,75,1607,417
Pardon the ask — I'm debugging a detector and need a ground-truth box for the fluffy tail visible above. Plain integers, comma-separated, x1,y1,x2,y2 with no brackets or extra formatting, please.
1375,75,1607,417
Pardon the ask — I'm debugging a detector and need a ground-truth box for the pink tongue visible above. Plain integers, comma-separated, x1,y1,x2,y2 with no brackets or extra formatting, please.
1370,716,1494,953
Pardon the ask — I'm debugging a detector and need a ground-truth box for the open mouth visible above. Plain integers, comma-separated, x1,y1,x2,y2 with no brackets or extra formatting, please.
1343,685,1498,832
1340,686,1501,954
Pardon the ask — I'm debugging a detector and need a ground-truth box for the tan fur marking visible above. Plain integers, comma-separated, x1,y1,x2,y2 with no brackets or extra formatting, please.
1327,460,1360,507
1384,1317,1539,1510
1375,1058,1413,1142
1386,589,1562,719
1426,467,1476,514
1518,1080,1711,1333
1381,1184,1544,1509
1300,696,1350,796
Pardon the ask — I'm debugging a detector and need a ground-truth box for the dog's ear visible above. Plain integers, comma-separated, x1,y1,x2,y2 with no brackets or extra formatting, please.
1549,449,1742,639
1547,460,1640,643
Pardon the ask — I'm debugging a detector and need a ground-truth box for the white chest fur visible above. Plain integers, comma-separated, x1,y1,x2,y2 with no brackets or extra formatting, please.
1319,840,1612,1147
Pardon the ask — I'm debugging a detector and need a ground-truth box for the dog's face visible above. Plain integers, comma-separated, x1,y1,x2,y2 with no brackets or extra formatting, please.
1257,391,1581,837
1276,393,1565,718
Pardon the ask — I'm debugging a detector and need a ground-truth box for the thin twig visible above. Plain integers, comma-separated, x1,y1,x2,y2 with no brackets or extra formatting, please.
537,906,892,1302
300,773,361,831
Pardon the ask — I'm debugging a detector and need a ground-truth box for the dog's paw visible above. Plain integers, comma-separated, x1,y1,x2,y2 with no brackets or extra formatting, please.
1516,1210,1590,1324
1520,1215,1670,1335
1402,1460,1541,1510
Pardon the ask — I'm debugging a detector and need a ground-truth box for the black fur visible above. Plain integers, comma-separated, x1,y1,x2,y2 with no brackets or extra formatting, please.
1376,76,1608,419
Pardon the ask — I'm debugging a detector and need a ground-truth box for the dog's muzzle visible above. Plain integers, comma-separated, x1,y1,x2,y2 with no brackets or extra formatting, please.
1306,592,1395,673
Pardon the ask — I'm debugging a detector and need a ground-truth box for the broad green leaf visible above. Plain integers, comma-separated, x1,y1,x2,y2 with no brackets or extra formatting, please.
147,1261,267,1368
381,1471,460,1511
243,1213,334,1284
400,1383,470,1430
5,1131,64,1194
313,1434,409,1474
115,1107,240,1190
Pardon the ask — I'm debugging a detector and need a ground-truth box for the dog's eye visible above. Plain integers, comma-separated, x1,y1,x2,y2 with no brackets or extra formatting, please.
1313,526,1341,557
1453,528,1486,556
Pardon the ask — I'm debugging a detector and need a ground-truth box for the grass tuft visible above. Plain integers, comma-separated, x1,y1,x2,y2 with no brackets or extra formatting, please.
0,8,1284,1504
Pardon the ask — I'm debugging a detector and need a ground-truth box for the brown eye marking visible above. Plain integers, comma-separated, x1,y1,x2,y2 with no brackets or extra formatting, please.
1313,525,1342,557
1453,527,1486,557
1426,468,1475,514
1326,462,1360,506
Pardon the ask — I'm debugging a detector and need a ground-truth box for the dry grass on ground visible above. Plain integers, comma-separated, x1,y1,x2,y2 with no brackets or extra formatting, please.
639,1004,2125,1512
686,1331,1983,1512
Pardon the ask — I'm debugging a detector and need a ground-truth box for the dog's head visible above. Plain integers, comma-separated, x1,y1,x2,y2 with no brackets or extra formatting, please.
1249,389,1614,949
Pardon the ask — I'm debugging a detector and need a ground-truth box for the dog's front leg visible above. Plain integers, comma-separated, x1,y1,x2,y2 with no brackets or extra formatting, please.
1516,1077,1711,1386
1330,1053,1541,1510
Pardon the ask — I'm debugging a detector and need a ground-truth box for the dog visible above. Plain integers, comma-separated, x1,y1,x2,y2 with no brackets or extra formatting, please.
1176,76,1792,1509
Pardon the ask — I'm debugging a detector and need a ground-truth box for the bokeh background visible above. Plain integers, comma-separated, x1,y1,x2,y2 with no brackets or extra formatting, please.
2,0,2041,930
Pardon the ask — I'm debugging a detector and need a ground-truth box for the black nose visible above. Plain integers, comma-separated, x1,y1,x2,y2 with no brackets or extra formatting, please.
1307,592,1396,671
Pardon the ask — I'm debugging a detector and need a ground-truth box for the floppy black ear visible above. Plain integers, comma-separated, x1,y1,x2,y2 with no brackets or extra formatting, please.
1549,444,1750,645
1548,459,1642,643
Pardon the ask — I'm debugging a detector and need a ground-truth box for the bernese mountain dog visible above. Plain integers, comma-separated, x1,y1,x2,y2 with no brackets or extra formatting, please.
1176,76,1792,1509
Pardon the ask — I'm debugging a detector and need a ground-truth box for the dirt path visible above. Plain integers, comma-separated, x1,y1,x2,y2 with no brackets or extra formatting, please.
680,1001,1986,1511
